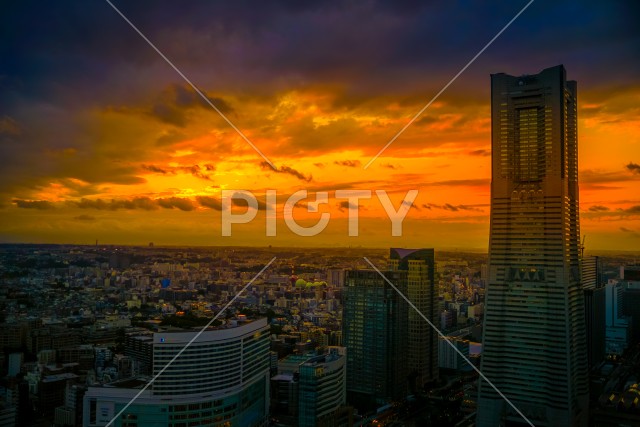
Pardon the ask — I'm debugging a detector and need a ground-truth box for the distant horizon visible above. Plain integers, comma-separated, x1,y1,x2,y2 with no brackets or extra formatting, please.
2,241,639,257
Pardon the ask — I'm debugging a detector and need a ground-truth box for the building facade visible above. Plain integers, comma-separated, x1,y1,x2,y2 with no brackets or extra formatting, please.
298,347,348,427
343,269,408,411
389,248,438,389
438,336,471,372
605,281,630,355
621,266,640,344
83,318,270,427
582,256,605,369
477,65,589,426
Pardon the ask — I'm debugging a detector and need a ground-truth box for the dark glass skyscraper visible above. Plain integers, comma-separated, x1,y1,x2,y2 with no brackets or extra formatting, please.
343,269,408,411
477,65,589,426
582,256,605,369
389,248,438,389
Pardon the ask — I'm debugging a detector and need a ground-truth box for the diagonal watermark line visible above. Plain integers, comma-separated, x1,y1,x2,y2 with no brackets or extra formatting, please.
105,256,277,427
364,0,534,169
363,257,535,427
104,0,277,170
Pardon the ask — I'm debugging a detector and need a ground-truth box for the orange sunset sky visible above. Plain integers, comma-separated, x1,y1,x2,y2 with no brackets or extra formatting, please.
1,1,639,250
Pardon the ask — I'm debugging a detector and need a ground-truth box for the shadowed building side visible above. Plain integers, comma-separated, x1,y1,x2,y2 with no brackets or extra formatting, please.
389,248,438,391
343,269,408,412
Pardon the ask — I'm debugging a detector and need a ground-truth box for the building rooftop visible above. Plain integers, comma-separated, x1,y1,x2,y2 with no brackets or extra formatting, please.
42,373,78,383
104,377,150,389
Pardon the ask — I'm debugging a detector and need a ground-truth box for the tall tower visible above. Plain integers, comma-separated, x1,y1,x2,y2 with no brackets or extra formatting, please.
389,248,438,389
343,269,408,411
477,65,588,426
582,256,605,369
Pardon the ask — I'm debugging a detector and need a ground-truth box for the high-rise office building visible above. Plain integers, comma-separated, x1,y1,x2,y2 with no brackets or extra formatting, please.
83,317,270,427
477,65,589,426
298,347,349,427
7,353,23,377
621,266,640,343
581,255,602,290
343,269,408,411
604,281,629,354
270,347,349,427
438,335,471,372
582,256,605,369
389,248,438,389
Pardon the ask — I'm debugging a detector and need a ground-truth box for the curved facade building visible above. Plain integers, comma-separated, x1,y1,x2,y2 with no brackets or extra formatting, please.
83,318,270,427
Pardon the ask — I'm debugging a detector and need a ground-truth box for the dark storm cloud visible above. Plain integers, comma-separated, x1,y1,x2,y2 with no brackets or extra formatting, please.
141,164,171,174
2,0,638,106
588,205,640,217
72,197,159,211
259,162,312,182
180,165,213,181
425,203,484,213
156,197,196,211
13,199,55,210
229,193,269,211
380,163,399,169
427,179,490,187
469,149,491,156
141,164,215,181
402,199,418,211
581,169,640,184
69,196,198,211
0,116,22,136
196,196,223,211
73,214,96,221
156,130,187,146
0,0,638,201
0,107,148,205
149,84,234,127
627,162,640,174
334,160,361,168
338,201,360,211
278,116,363,156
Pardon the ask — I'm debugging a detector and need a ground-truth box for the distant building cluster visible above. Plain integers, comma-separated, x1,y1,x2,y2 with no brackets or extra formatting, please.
0,243,494,426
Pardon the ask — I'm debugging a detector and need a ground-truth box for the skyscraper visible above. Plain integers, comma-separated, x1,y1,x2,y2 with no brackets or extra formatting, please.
270,347,349,427
389,248,438,389
604,280,630,355
343,269,408,411
582,255,605,369
477,65,589,426
298,347,348,427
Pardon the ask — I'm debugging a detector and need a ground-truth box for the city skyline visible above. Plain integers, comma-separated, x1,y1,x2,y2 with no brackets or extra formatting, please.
1,1,639,250
2,242,640,425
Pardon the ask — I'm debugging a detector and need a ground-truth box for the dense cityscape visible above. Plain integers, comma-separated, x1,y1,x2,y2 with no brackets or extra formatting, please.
1,243,640,426
2,1,640,426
